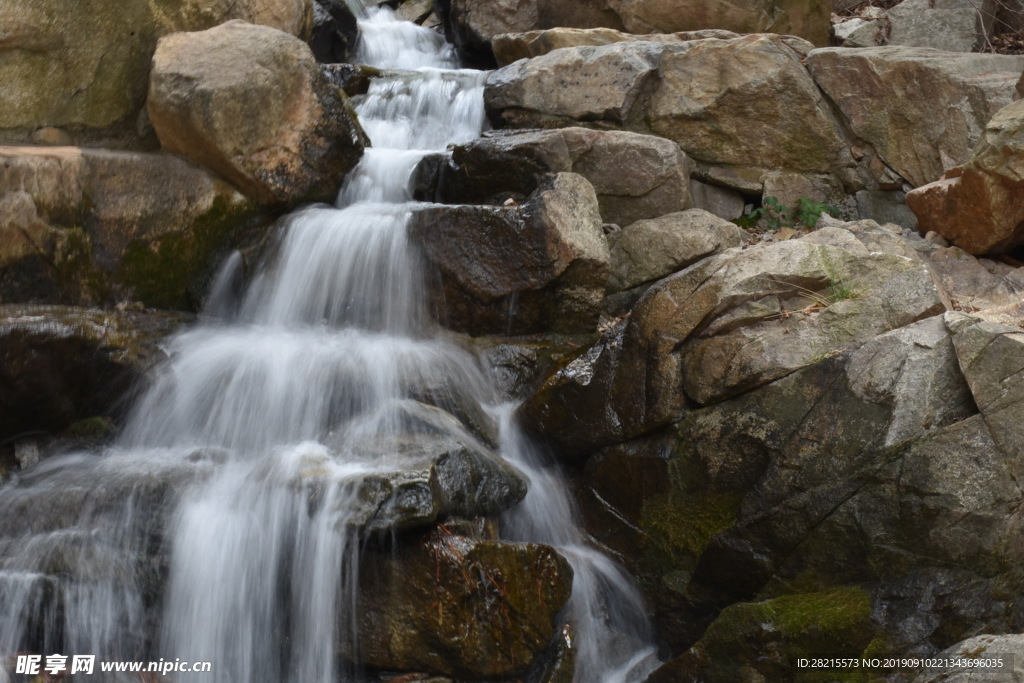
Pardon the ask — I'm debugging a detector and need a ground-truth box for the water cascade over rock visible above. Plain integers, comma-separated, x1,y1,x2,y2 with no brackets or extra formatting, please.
0,7,657,683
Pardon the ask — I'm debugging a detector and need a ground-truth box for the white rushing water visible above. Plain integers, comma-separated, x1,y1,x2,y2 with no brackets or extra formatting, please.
0,8,657,682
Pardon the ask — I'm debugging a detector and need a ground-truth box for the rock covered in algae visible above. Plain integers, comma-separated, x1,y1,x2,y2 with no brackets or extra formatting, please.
355,526,573,678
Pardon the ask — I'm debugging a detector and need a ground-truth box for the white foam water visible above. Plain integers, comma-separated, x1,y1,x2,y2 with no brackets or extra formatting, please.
0,7,658,682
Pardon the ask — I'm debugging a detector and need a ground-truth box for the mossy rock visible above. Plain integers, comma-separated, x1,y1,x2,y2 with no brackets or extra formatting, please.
650,586,876,682
115,195,266,310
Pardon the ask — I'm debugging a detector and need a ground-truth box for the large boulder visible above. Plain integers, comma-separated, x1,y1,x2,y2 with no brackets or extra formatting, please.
0,0,313,146
886,0,996,53
647,34,848,179
0,145,264,309
421,127,693,227
581,309,1024,669
356,527,573,678
486,35,852,188
907,99,1024,255
148,21,367,207
409,172,609,335
807,47,1024,188
440,0,829,65
485,40,663,129
0,305,186,442
521,221,948,457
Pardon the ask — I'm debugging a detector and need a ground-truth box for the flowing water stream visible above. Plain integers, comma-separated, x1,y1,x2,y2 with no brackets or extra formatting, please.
0,8,656,682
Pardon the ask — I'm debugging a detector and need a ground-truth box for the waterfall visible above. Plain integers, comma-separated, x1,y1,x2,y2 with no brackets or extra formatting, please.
0,8,656,682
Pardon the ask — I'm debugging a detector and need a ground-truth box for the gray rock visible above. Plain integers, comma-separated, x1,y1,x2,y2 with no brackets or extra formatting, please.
855,190,918,229
807,47,1024,188
689,180,745,221
485,41,663,128
409,172,609,335
928,247,1024,310
886,0,993,53
340,401,528,532
607,209,746,293
833,17,883,47
947,310,1024,461
913,633,1024,682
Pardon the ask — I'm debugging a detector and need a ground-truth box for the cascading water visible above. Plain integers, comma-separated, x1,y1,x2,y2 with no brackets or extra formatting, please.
0,8,657,682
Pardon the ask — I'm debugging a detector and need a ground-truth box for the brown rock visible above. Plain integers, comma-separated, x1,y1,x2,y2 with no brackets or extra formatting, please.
147,21,367,207
356,527,573,678
907,99,1024,254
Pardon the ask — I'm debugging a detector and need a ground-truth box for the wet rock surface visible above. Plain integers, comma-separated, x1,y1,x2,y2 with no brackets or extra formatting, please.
409,172,609,334
356,527,573,678
0,305,187,443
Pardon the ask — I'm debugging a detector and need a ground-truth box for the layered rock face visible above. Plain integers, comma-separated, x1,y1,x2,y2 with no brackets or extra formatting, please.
0,146,263,309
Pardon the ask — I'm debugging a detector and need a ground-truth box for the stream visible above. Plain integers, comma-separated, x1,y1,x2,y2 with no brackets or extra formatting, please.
0,7,657,682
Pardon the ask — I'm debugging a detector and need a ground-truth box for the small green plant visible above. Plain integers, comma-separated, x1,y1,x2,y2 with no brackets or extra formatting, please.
737,196,840,231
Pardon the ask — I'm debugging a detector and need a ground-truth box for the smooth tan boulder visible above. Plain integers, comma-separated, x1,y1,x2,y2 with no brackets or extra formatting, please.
148,21,367,207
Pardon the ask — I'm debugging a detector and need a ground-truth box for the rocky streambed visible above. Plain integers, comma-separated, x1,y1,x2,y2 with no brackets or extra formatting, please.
3,1,1024,682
